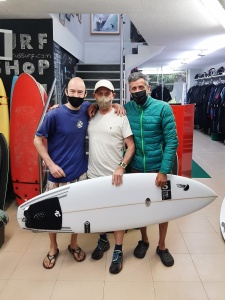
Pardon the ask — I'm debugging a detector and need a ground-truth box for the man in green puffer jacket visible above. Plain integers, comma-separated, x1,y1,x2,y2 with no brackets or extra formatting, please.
124,72,178,267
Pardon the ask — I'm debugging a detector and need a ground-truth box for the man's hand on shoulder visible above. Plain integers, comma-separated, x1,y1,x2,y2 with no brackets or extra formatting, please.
112,103,126,116
87,103,98,118
48,104,60,112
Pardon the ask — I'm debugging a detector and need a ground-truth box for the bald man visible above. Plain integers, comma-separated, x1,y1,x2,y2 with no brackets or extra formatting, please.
34,77,90,269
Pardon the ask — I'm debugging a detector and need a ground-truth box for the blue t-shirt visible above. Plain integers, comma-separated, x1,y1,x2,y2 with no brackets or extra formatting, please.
36,102,91,182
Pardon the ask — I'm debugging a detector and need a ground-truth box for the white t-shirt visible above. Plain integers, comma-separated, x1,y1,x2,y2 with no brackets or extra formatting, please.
87,108,133,178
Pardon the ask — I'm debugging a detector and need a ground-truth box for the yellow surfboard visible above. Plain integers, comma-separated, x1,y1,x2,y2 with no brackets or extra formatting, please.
0,78,9,146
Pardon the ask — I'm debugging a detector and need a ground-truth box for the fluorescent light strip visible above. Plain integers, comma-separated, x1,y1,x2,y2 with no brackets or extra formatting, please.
201,0,225,29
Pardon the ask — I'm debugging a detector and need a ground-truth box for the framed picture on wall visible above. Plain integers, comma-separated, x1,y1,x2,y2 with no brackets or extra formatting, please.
59,14,65,26
78,14,82,24
90,14,120,34
66,14,71,22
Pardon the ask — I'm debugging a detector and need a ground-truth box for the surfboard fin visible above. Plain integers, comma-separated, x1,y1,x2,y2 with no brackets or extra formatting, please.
222,222,225,232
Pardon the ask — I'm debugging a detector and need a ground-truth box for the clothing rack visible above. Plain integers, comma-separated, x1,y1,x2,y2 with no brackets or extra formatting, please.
187,79,225,144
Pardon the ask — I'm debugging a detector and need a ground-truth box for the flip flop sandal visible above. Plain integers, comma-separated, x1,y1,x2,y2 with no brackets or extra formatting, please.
68,245,86,262
43,248,59,269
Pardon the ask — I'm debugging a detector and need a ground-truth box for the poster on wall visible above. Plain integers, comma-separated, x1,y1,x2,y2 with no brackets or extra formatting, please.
0,19,54,98
53,42,78,105
90,14,120,34
59,14,66,26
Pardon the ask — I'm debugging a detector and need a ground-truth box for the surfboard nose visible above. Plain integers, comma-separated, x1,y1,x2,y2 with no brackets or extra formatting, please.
189,179,217,201
204,185,217,200
211,189,217,198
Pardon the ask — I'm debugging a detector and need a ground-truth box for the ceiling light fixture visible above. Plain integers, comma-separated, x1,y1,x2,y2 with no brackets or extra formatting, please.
200,0,225,29
196,34,225,55
169,33,225,67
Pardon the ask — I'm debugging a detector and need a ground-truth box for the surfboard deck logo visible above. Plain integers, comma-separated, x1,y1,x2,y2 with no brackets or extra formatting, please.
161,180,171,200
176,183,190,191
17,174,217,234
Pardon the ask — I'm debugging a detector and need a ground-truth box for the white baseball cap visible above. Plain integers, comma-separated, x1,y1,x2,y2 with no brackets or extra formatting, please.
94,80,115,92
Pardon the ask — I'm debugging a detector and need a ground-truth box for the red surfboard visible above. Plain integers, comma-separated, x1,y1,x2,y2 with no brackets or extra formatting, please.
10,73,47,205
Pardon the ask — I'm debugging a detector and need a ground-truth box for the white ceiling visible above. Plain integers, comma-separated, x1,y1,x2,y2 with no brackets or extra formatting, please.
0,0,225,71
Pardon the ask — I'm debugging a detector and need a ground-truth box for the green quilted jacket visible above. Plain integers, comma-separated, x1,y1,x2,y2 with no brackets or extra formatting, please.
124,95,178,174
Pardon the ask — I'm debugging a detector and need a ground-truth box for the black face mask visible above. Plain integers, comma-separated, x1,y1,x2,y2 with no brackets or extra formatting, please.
131,90,148,106
67,96,84,108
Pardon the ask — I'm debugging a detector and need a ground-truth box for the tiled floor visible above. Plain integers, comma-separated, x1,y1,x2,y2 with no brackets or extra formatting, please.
1,129,225,300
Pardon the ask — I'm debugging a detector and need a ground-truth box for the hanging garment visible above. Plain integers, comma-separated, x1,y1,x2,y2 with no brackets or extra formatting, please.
151,85,172,102
187,83,225,136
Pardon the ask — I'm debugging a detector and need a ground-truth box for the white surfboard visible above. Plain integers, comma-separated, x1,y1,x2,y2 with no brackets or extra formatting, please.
17,173,217,233
220,198,225,241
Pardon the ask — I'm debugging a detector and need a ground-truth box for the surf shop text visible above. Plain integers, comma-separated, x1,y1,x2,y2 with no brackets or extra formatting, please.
0,33,51,75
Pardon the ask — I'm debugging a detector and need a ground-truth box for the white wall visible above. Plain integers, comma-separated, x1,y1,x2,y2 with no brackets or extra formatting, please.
83,14,121,64
50,14,85,62
51,14,225,80
51,14,122,64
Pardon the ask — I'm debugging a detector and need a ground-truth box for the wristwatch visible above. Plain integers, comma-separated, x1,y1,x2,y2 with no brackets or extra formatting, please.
119,161,127,169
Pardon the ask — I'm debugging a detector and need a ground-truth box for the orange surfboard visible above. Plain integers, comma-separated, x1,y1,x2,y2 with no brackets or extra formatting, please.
10,73,47,205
